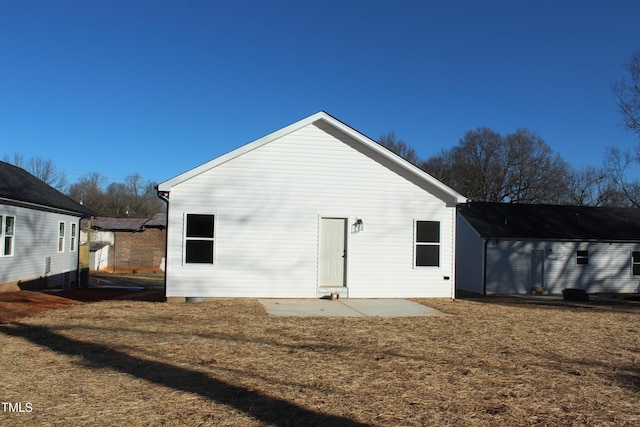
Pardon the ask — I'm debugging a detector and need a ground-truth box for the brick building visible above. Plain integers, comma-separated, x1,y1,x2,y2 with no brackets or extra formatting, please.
80,213,166,273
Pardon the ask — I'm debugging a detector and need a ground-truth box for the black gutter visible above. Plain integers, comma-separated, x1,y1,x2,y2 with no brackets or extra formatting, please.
156,186,170,301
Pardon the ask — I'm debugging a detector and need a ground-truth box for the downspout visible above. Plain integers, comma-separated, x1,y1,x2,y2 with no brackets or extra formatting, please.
77,216,86,288
482,237,488,296
451,206,457,300
74,217,81,289
156,186,169,301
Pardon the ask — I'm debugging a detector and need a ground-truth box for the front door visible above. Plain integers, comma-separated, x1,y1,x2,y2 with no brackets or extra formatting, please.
530,250,544,291
319,218,347,287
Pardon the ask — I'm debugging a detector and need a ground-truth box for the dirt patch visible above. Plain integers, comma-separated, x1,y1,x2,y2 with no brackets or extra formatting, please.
0,291,80,324
0,289,165,324
0,272,165,323
58,288,164,302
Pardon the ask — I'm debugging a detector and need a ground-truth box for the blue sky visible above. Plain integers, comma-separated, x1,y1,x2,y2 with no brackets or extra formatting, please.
2,0,640,186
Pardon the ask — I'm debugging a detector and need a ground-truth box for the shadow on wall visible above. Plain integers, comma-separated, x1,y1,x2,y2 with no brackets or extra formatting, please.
0,269,85,293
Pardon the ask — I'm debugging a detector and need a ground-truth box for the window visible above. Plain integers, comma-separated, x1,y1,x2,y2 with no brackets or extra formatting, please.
185,214,215,264
577,250,589,265
58,222,65,252
415,221,440,267
1,215,15,257
633,252,640,276
70,223,77,252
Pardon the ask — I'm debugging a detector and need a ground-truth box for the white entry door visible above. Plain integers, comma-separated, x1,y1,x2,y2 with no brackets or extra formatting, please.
319,218,347,287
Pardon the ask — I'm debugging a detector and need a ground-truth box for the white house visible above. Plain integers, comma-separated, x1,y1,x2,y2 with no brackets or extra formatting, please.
0,161,93,292
456,202,640,295
157,112,466,301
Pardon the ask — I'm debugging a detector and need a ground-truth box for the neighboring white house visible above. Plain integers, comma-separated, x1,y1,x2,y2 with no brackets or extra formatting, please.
456,201,640,295
158,111,466,301
0,161,93,292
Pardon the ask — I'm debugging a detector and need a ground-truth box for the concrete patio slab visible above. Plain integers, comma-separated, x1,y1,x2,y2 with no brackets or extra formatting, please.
259,298,449,317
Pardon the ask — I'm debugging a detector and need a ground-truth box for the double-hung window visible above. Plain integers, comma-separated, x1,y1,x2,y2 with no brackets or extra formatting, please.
1,215,15,257
415,220,440,267
184,214,215,264
58,222,65,253
70,223,77,252
576,250,589,265
632,252,640,276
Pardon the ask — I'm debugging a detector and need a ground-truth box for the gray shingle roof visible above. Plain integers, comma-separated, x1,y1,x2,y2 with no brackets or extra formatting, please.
0,161,93,216
80,214,166,231
87,217,148,231
145,213,167,228
458,202,640,241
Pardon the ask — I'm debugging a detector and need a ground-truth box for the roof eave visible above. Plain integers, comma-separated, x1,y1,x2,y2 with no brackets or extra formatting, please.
0,196,93,218
478,235,640,243
315,113,467,204
158,112,329,191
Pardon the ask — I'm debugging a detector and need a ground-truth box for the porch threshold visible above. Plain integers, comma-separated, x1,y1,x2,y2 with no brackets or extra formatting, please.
317,287,348,299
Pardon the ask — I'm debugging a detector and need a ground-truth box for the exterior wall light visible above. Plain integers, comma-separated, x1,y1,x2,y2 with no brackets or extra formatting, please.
352,218,364,233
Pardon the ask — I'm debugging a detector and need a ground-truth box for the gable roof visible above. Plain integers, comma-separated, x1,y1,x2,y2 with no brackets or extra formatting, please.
158,111,466,203
0,161,93,217
458,201,640,242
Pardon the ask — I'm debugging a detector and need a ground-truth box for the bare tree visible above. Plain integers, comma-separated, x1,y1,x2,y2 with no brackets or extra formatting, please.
378,132,421,165
67,171,164,217
3,153,68,191
4,152,165,216
422,127,572,204
613,49,640,136
139,181,165,217
567,165,625,207
450,127,510,202
504,129,571,204
104,182,129,217
606,49,640,207
67,172,107,213
26,157,68,191
603,147,640,207
422,127,511,202
118,173,164,217
3,153,24,167
419,149,455,185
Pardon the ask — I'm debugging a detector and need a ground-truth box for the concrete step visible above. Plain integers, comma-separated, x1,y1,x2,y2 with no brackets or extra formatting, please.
317,287,348,299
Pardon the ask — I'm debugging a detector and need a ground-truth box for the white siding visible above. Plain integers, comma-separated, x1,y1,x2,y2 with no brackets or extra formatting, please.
0,204,81,288
165,122,457,298
485,240,640,294
80,230,113,270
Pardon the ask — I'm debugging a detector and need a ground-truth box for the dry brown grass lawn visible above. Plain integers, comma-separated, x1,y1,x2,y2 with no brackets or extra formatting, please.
1,295,639,426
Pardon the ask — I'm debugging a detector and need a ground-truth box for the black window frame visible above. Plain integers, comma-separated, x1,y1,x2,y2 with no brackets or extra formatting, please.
576,250,589,265
415,220,440,267
184,214,215,265
632,252,640,276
